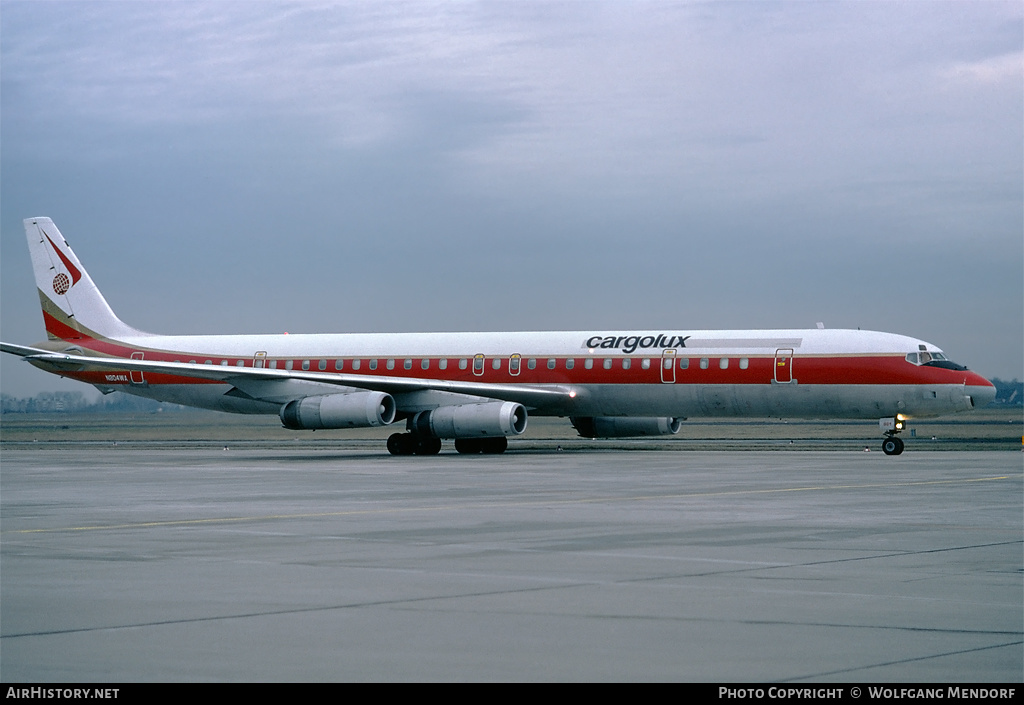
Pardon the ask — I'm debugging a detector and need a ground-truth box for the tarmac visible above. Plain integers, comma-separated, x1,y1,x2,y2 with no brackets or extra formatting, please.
1,446,1021,682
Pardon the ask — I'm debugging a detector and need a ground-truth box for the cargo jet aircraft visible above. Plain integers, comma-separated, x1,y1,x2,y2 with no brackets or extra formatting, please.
2,218,996,455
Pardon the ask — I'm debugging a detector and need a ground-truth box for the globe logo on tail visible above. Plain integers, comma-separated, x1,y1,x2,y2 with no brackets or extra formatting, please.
53,273,71,295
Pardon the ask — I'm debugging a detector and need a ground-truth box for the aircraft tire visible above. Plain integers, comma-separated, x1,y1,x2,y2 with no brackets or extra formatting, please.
387,432,415,456
454,438,483,454
480,437,508,454
882,437,905,456
414,437,443,455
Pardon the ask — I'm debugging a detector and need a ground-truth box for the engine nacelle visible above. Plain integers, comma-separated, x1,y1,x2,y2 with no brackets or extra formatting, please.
412,401,527,439
280,392,397,430
570,416,681,438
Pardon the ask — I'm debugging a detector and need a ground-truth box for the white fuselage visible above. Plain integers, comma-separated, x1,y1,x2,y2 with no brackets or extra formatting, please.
50,327,990,421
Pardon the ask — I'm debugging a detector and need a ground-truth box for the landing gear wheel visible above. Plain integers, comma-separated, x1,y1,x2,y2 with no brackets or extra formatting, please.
455,438,508,454
387,433,416,456
882,437,905,456
454,438,483,454
414,437,443,455
480,437,508,454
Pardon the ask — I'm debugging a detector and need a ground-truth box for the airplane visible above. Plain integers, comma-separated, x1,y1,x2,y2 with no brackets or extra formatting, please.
1,217,996,456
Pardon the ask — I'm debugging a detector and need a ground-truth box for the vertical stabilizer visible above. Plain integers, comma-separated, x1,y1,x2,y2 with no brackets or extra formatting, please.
25,218,146,342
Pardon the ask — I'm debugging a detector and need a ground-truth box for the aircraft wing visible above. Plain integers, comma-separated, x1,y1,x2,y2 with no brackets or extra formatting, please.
0,343,575,410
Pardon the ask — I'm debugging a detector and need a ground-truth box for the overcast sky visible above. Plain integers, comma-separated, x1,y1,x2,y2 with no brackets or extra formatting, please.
2,1,1021,399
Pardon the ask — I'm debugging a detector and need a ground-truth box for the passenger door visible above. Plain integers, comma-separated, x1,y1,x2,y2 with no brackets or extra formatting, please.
774,348,794,383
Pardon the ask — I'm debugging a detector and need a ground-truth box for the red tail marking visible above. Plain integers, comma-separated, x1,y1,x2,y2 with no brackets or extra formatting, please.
43,232,83,286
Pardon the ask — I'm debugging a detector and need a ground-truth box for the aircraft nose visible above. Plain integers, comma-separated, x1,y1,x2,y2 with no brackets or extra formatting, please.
967,374,997,409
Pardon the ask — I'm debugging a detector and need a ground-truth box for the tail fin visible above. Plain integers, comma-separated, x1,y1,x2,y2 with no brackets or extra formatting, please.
24,217,147,343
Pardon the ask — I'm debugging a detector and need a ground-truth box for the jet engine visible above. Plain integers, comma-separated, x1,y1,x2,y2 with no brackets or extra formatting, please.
411,401,528,439
570,416,681,438
280,392,397,430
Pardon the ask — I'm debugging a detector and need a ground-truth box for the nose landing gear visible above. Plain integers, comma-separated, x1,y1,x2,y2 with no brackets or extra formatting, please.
881,435,905,455
879,417,906,455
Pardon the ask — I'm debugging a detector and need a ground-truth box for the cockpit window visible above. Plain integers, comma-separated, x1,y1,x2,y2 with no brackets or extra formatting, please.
905,352,967,370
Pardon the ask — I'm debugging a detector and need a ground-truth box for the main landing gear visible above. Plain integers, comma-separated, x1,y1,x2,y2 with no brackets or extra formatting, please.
386,433,509,456
386,433,442,456
454,437,508,455
879,416,906,456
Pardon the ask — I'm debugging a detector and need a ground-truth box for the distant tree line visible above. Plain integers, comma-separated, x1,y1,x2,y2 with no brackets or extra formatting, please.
3,379,1021,414
1,391,186,414
989,378,1022,406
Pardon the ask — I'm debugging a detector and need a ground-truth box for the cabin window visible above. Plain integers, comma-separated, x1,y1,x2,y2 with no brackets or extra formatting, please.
565,358,575,370
739,358,749,370
318,359,327,371
719,358,729,369
509,355,521,374
439,359,448,370
603,359,613,370
285,360,293,370
547,358,556,370
334,360,343,371
622,358,631,370
269,360,277,369
352,359,361,370
460,358,469,370
190,360,197,364
678,358,689,370
473,355,484,374
404,359,413,370
301,360,310,371
386,359,395,370
422,359,430,370
527,358,536,370
585,358,594,369
641,358,651,370
491,358,501,370
699,358,709,369
205,360,213,365
369,359,378,370
237,360,246,367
